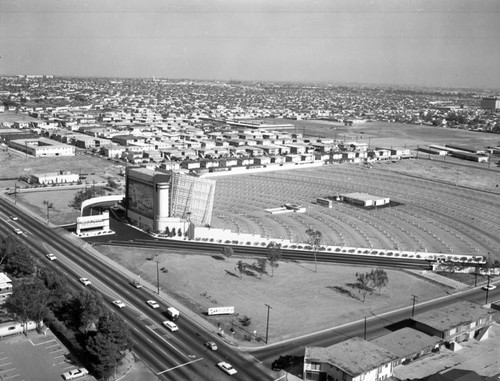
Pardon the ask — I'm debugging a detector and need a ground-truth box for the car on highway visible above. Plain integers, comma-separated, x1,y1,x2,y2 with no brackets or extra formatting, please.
112,300,126,308
146,300,160,309
217,361,237,376
482,284,497,291
130,280,142,289
79,277,91,286
12,227,22,235
9,215,18,221
61,367,89,380
162,321,178,331
204,341,218,351
46,253,57,261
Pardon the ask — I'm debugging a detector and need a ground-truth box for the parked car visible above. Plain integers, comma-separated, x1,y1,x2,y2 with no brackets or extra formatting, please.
271,355,298,371
205,341,218,351
146,300,160,309
217,361,237,376
9,215,18,221
12,227,22,235
162,321,178,332
112,300,126,309
62,367,89,380
130,280,142,289
79,277,91,286
482,284,497,291
46,253,57,261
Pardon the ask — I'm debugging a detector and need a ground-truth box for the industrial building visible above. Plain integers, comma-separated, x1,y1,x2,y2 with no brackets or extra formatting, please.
9,137,75,157
125,167,216,233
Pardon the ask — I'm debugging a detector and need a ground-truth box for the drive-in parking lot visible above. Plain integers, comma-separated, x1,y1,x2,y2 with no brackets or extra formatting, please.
0,330,94,381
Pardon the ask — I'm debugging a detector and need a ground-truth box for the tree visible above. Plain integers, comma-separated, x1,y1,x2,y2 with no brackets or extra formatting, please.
68,187,105,210
5,280,51,334
256,258,267,279
236,260,245,279
4,245,35,277
267,241,282,277
37,267,72,310
107,178,119,189
74,291,106,333
222,246,234,260
355,272,374,302
370,268,389,293
305,229,322,273
86,312,131,380
0,235,21,266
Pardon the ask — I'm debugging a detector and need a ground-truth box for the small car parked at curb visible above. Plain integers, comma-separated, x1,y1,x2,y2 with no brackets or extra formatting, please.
62,367,89,380
217,361,237,376
9,215,18,221
46,253,57,261
12,227,22,235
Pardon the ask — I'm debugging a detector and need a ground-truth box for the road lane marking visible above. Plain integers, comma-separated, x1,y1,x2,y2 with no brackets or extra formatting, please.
144,324,189,358
157,357,204,375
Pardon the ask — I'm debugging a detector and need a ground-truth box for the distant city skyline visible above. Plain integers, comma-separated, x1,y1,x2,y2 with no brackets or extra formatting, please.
1,0,499,89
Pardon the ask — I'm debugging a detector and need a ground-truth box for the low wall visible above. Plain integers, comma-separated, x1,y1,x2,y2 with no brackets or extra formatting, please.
160,226,486,265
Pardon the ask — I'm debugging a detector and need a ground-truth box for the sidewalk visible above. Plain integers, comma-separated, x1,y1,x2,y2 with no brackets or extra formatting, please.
405,269,469,290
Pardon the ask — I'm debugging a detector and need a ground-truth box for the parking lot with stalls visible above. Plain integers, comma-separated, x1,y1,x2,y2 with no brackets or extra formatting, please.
0,331,94,381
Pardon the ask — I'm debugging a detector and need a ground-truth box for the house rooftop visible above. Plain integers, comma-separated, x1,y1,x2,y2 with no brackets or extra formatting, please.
371,327,441,358
305,337,398,376
412,301,496,331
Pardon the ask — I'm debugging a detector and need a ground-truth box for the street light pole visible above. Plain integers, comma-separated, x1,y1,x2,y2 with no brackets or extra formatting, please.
265,303,272,344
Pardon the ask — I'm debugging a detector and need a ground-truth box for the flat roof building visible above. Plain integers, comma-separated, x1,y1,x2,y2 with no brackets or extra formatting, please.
9,137,75,157
304,337,397,381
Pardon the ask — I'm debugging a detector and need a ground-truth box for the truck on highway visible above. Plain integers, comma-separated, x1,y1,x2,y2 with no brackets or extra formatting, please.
165,307,180,321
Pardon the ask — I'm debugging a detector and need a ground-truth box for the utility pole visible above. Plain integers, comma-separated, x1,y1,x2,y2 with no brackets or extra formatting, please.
42,200,53,224
265,303,272,344
156,259,160,295
411,294,419,317
364,317,367,340
485,275,492,305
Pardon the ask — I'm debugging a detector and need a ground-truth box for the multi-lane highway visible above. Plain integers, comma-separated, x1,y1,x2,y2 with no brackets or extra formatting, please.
0,198,274,381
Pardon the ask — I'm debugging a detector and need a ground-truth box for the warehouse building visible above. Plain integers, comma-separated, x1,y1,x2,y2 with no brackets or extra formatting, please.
9,137,75,157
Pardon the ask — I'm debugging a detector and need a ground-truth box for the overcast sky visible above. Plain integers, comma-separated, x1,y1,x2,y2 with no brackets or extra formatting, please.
1,0,499,89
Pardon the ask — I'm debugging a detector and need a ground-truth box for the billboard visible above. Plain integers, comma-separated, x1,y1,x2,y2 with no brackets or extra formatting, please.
208,306,235,316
